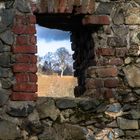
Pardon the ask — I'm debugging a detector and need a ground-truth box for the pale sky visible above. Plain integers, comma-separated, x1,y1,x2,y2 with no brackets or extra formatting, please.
36,25,72,57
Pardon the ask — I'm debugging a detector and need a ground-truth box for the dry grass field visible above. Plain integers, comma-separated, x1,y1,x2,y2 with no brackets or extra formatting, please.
37,74,77,97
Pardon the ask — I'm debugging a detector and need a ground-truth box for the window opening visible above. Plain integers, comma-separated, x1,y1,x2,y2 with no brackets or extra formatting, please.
36,25,77,97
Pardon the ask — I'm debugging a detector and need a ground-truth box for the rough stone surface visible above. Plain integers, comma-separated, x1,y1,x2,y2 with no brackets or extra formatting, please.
0,119,20,140
37,98,60,121
0,30,14,45
39,124,86,140
78,99,100,111
112,25,128,37
130,109,140,119
117,117,139,130
123,65,140,88
0,53,10,67
106,103,121,113
113,128,124,138
96,2,113,15
0,89,10,107
56,98,77,109
125,8,140,25
16,0,30,13
6,101,35,117
112,8,124,25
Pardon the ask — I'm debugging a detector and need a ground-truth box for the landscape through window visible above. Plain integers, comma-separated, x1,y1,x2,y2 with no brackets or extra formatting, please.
36,25,77,97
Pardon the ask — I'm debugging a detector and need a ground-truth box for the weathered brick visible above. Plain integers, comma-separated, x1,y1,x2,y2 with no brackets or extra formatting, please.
15,73,29,82
104,89,115,99
29,35,37,45
13,25,36,34
82,15,110,25
16,36,28,45
13,46,37,54
15,15,27,25
15,54,37,63
15,73,37,82
109,58,123,66
84,88,104,99
13,83,37,92
86,78,103,89
28,15,36,24
11,92,37,101
104,78,119,88
97,67,118,78
13,64,37,72
96,48,115,56
29,73,38,82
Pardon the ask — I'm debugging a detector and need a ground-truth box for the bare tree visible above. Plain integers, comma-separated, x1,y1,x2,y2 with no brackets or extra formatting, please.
55,47,73,77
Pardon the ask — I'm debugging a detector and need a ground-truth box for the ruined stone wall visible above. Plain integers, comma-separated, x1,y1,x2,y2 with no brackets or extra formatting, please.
0,0,139,140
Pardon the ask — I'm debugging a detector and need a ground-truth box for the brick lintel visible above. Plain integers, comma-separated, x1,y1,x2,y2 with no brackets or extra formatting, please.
82,15,110,25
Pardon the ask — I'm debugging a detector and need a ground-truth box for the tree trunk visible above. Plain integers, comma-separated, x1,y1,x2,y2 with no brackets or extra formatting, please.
61,69,64,77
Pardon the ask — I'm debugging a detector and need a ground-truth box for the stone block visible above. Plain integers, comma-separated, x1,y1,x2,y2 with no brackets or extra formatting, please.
56,98,77,109
16,0,30,13
0,30,14,45
107,37,127,47
6,101,35,116
37,98,60,121
123,64,140,88
125,8,140,25
117,117,139,130
95,2,114,15
0,119,20,139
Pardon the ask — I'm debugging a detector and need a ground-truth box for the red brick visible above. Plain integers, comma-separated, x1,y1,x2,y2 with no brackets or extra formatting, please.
97,67,118,78
15,73,37,82
15,15,27,25
29,73,38,82
86,78,103,89
15,54,37,63
13,25,36,34
13,64,37,72
96,48,115,56
11,92,37,101
28,15,36,24
26,25,36,34
16,36,28,45
82,15,110,25
13,83,37,92
29,35,37,45
109,58,123,66
13,46,37,54
104,78,119,88
15,73,29,82
104,89,115,99
115,48,128,57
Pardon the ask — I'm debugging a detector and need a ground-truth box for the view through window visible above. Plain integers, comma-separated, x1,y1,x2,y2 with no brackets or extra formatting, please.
36,25,77,97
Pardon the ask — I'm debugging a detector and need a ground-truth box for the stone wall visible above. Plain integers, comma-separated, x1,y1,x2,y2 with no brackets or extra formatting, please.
0,0,139,140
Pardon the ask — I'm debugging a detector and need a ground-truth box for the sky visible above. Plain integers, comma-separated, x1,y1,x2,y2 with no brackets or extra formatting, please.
36,25,72,57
